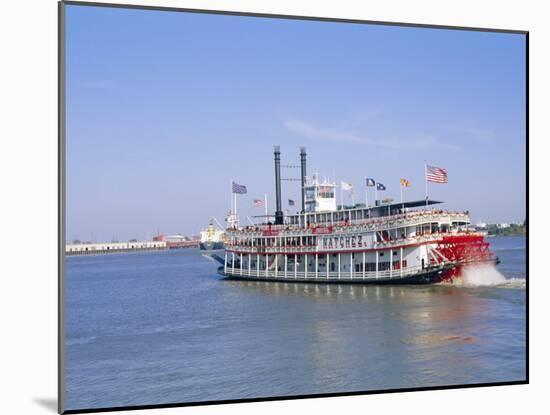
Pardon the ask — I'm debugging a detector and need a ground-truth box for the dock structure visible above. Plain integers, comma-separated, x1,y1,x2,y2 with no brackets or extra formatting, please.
65,241,167,256
165,240,200,249
153,234,200,249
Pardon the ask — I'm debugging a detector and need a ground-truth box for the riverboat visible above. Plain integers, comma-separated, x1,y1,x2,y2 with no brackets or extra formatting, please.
218,147,497,284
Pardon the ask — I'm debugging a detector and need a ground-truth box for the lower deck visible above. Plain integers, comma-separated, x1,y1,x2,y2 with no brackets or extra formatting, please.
222,246,440,283
218,265,448,284
219,230,497,284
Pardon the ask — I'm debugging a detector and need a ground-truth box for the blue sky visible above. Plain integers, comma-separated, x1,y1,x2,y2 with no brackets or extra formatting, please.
66,5,526,242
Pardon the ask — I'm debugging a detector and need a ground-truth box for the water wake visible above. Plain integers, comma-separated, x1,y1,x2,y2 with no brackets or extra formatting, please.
444,264,525,288
461,264,506,286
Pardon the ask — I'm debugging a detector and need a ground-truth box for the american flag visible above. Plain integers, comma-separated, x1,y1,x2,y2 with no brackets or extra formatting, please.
426,165,448,183
232,181,247,194
253,199,263,207
288,199,295,206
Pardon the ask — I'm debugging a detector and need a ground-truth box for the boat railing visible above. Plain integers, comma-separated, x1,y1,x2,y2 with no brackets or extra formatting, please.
224,230,485,254
223,263,437,280
229,245,319,254
227,211,470,237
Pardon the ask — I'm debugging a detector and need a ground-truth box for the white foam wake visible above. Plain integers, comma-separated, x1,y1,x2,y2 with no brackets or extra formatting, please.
445,264,525,288
461,264,507,286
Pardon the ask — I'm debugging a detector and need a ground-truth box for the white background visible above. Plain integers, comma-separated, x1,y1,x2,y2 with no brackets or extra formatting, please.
0,0,545,414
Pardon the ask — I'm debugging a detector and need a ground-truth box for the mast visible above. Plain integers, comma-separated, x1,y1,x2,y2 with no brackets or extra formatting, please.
300,147,307,213
424,160,428,207
274,146,284,225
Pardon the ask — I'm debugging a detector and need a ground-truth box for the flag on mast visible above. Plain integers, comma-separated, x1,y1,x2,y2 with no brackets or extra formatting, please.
365,178,375,207
232,181,247,194
425,165,448,183
374,182,385,206
253,199,263,207
400,178,410,204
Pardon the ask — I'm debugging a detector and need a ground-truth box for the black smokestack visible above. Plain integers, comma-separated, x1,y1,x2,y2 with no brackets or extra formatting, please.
300,147,307,213
274,145,283,224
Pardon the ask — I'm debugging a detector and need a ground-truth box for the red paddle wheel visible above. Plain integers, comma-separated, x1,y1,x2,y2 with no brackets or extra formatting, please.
430,234,496,282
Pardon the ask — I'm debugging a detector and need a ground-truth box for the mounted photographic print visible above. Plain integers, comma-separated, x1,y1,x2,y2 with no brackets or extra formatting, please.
59,1,528,413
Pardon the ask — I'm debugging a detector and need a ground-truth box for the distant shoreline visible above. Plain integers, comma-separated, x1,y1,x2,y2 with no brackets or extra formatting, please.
486,225,526,237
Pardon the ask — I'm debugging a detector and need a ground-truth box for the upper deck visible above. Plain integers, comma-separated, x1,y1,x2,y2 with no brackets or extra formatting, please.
285,199,446,227
227,203,470,241
224,207,472,258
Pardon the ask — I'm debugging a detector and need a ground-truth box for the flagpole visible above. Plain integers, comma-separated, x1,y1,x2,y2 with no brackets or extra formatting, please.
340,183,343,210
264,193,268,218
230,178,233,217
400,181,403,204
424,161,428,208
333,171,338,210
365,179,369,207
375,183,378,206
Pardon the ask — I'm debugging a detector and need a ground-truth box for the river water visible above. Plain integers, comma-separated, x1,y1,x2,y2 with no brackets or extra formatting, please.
64,235,526,410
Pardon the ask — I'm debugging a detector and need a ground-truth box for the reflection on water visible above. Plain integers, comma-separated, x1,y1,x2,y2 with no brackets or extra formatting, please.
232,279,470,300
65,236,526,410
223,279,500,388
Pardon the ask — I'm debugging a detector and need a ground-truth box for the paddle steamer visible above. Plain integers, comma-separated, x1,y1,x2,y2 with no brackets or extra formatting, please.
219,147,496,284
